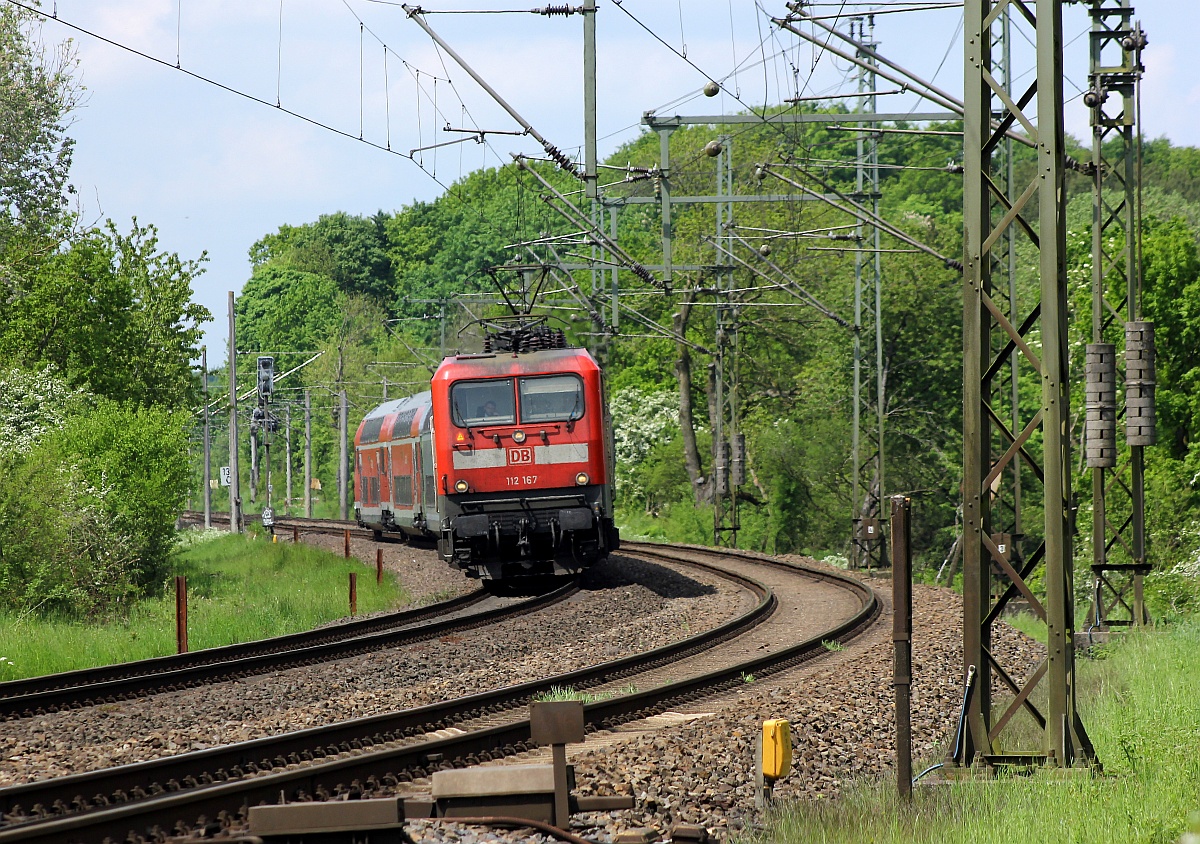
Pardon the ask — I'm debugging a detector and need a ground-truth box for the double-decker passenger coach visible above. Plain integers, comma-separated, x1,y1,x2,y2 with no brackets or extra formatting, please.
355,320,618,583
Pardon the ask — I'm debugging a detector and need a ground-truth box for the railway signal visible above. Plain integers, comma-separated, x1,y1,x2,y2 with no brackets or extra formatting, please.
256,356,275,405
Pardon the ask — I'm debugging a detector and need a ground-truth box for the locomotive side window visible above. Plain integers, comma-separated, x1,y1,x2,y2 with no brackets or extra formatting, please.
451,379,516,426
518,375,584,423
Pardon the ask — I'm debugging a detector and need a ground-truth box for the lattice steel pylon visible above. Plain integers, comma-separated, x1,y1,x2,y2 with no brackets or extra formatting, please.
1085,0,1151,628
960,0,1095,768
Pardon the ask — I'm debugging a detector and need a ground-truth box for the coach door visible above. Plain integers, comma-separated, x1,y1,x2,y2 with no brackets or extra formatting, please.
379,447,391,506
419,428,437,531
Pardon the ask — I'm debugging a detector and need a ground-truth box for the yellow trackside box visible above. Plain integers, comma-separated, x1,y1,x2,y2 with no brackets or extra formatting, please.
762,719,792,781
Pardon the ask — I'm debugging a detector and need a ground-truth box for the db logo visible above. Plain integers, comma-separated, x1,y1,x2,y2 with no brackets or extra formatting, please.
507,447,533,465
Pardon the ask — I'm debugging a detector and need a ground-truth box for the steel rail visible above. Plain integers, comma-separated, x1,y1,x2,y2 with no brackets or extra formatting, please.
0,590,487,703
0,544,877,843
0,544,775,838
0,585,569,720
0,513,479,716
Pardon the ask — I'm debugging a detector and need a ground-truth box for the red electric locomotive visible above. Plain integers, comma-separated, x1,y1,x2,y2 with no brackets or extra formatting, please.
354,321,619,582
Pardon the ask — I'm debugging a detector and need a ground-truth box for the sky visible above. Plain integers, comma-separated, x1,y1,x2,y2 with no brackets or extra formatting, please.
24,0,1200,360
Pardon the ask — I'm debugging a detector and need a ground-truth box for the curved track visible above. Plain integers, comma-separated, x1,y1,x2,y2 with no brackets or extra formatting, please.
1,513,562,719
0,586,577,721
0,533,878,843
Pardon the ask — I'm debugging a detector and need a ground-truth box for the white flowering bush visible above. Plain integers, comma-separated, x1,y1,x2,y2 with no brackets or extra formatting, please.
610,388,679,465
0,367,84,456
1168,521,1200,579
821,554,850,570
608,387,680,497
0,444,137,617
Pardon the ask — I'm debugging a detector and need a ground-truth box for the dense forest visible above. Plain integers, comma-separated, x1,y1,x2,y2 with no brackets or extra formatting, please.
2,2,1199,621
228,111,1200,620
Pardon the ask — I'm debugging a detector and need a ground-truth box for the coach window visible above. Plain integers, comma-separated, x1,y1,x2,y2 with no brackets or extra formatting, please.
451,379,515,426
518,375,584,423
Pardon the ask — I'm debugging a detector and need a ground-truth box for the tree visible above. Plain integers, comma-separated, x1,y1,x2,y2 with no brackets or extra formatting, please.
249,211,393,303
0,219,210,408
0,5,79,249
237,264,341,354
1141,216,1200,466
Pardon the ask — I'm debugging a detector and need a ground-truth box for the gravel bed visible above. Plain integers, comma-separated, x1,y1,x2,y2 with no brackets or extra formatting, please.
558,564,1044,842
390,561,1043,844
297,533,475,607
0,552,751,786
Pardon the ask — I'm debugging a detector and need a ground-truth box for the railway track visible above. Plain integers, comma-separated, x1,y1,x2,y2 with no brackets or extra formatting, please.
0,586,577,721
0,513,542,719
0,531,878,842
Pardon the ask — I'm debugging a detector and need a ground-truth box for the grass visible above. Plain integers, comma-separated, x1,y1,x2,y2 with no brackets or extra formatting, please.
533,683,638,704
746,620,1200,844
1003,610,1048,644
0,530,411,681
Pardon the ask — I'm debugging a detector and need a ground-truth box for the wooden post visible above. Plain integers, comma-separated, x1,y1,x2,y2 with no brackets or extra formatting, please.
892,495,913,798
293,525,299,544
376,548,383,585
344,529,351,559
349,572,358,617
175,575,188,654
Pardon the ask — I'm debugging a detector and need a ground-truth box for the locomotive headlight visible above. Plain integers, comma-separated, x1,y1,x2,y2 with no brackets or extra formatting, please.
575,472,590,486
512,429,527,443
454,479,469,493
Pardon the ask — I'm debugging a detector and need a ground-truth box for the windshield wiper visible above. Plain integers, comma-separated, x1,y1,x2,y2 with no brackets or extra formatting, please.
566,392,582,432
455,401,475,441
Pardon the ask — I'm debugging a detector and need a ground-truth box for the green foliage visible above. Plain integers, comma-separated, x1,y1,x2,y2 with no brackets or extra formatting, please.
250,211,393,302
0,369,191,617
237,265,341,354
1142,216,1200,464
0,5,78,244
0,531,410,680
616,499,714,546
1141,137,1200,207
0,438,139,618
0,219,211,409
55,398,191,587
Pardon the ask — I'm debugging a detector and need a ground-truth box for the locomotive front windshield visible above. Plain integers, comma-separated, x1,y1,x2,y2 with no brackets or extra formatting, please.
451,379,516,426
519,375,584,423
450,375,584,427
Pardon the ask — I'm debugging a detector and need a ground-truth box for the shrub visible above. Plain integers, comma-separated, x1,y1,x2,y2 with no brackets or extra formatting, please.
0,367,85,456
0,370,189,618
0,439,138,617
53,398,189,588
